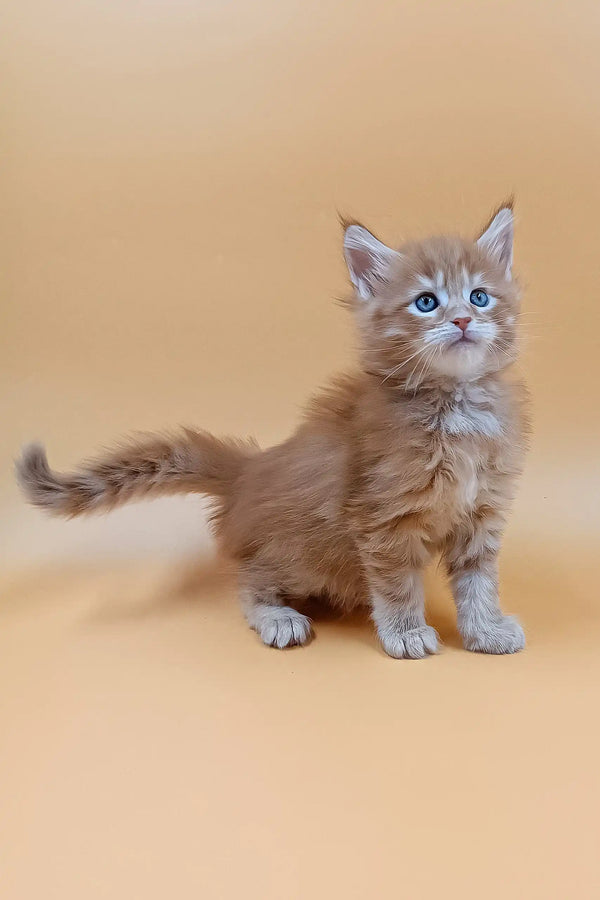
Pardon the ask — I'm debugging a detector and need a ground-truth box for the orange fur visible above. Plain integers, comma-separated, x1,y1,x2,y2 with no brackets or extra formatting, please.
17,206,529,657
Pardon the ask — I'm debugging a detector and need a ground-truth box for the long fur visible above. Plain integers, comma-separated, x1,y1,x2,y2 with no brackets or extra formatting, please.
16,430,258,517
17,205,529,658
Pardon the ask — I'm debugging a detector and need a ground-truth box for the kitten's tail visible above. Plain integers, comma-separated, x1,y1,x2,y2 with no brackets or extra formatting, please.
16,429,258,518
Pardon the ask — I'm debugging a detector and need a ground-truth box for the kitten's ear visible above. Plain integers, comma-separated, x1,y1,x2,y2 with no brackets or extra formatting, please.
477,206,514,274
343,224,399,300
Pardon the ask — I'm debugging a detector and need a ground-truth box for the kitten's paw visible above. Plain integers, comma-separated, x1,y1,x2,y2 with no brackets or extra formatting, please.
257,607,313,650
461,615,525,655
380,624,439,659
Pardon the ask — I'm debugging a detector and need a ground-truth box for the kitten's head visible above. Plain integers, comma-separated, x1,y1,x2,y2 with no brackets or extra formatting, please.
343,205,520,387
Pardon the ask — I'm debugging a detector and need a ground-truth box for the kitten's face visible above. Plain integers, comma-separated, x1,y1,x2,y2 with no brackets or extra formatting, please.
344,207,520,386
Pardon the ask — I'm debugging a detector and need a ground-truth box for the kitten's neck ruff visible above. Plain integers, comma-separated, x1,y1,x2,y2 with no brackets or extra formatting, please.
384,367,506,398
376,371,506,438
363,348,515,398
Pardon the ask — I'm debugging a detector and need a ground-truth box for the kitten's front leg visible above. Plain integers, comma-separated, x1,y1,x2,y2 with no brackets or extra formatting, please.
444,518,525,654
359,529,438,659
369,570,439,659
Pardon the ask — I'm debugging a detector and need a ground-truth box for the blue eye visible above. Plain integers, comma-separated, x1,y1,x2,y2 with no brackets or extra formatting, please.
470,289,490,308
415,293,439,313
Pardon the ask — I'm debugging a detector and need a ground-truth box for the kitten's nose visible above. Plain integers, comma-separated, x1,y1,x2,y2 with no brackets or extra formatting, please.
452,316,472,333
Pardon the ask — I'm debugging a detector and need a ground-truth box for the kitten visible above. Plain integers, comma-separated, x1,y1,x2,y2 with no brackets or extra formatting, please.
17,204,528,658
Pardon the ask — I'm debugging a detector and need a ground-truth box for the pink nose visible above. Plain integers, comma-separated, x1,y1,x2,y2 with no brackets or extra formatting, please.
452,316,472,333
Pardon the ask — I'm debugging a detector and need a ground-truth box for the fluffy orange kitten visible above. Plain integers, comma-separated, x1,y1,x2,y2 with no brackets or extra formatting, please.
17,204,528,658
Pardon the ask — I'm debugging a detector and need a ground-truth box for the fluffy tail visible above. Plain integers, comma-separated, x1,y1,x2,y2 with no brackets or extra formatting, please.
16,429,258,517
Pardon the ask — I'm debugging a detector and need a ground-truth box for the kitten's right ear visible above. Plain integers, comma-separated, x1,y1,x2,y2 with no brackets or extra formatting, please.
477,205,514,274
343,224,399,300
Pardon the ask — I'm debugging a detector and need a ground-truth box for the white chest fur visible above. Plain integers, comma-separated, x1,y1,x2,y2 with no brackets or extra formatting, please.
431,383,503,439
452,448,481,513
424,384,501,522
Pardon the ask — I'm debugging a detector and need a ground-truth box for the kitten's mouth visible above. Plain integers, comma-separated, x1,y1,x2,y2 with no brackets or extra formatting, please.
450,333,477,347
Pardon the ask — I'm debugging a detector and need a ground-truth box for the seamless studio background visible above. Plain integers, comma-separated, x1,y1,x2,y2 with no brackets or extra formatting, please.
2,1,600,898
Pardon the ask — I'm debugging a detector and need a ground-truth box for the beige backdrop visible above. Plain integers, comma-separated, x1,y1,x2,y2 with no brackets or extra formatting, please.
2,1,600,898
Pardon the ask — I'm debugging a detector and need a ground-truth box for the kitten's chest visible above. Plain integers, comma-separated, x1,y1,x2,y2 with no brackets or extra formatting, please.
429,387,503,441
364,387,504,536
435,439,482,517
414,393,501,527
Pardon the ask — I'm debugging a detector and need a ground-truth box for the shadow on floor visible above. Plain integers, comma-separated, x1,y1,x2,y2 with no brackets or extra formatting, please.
2,541,595,651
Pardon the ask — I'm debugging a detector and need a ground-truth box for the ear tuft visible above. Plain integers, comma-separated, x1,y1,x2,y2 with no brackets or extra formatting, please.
343,224,399,300
477,203,514,274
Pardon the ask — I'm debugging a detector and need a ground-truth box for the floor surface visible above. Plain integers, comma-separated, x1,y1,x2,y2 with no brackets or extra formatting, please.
2,536,599,899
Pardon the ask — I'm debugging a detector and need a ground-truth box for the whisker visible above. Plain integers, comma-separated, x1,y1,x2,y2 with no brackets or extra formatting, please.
380,345,430,385
406,344,438,389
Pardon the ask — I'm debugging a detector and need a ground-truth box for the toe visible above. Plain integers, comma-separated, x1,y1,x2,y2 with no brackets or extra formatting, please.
420,626,439,654
403,631,428,658
260,621,278,647
274,618,293,649
291,616,311,645
381,634,407,659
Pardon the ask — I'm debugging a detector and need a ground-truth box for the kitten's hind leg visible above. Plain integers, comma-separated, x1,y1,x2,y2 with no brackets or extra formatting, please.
240,575,313,650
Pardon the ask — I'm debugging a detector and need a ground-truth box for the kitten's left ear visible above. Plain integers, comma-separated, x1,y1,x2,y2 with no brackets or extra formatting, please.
477,206,514,274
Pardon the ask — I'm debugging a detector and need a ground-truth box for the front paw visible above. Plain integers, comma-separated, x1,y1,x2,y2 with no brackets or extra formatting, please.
379,624,439,659
461,615,525,655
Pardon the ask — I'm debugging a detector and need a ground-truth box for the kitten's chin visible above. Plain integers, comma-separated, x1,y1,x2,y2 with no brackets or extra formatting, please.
430,341,489,380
